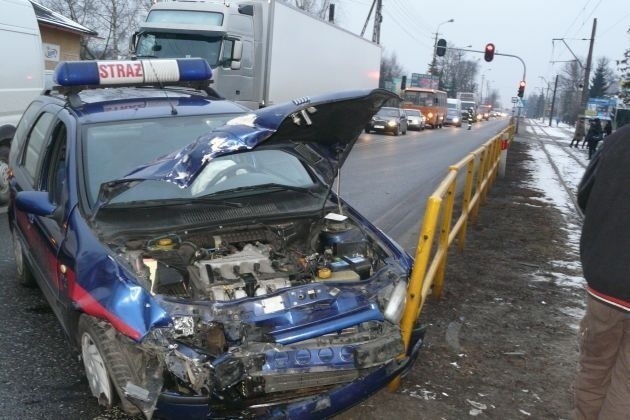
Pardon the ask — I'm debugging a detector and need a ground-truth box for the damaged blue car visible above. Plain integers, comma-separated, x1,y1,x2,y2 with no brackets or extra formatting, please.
8,58,423,418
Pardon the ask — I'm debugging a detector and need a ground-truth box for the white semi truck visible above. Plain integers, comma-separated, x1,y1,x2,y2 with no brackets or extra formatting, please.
131,0,382,109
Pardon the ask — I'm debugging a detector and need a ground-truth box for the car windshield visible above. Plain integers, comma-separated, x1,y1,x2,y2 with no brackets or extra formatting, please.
100,150,317,206
82,114,242,206
136,32,223,66
404,109,420,117
377,108,399,117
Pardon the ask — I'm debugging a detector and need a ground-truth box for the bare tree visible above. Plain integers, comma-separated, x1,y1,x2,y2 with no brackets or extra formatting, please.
40,0,144,59
379,50,405,89
558,60,584,123
438,45,478,96
284,0,331,20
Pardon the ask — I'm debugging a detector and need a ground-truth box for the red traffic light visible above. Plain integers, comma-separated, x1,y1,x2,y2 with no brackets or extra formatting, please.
484,43,495,62
518,81,526,98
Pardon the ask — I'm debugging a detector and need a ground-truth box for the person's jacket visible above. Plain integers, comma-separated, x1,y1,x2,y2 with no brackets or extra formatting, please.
586,122,603,142
577,124,630,311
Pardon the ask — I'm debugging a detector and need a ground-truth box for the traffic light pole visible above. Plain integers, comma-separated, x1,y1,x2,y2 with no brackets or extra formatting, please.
440,45,527,132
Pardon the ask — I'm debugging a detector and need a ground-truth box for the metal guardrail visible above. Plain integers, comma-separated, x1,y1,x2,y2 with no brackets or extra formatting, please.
389,124,515,390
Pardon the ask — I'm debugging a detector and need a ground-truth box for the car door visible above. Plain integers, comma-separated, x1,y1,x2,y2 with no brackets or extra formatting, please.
12,106,69,313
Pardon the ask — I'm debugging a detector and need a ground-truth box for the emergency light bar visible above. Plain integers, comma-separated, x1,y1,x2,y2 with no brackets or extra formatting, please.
54,58,212,87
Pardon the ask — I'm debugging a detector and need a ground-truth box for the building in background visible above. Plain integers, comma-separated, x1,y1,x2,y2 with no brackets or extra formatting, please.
30,1,97,72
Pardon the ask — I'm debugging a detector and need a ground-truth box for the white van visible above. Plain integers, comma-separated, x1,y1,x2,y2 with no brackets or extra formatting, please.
0,0,44,204
445,98,462,127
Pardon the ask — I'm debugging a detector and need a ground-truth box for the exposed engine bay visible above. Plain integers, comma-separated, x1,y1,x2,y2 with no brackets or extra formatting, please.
116,213,386,301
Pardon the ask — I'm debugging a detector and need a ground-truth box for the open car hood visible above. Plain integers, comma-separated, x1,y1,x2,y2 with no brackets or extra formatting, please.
94,89,397,210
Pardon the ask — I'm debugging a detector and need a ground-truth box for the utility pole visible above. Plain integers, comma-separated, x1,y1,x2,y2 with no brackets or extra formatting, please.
372,0,382,44
579,18,597,115
549,75,559,127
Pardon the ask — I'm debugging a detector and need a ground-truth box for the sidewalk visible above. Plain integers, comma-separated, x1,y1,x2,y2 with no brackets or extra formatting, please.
339,119,587,419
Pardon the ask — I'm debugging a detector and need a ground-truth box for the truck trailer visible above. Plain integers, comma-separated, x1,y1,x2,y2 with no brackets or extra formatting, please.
131,0,382,109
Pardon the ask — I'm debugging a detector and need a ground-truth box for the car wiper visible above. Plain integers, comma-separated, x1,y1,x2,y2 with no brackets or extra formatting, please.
206,183,321,198
104,197,245,208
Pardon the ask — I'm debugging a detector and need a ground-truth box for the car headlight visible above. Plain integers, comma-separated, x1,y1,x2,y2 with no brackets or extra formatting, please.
383,281,407,323
427,112,433,118
387,120,396,127
453,117,459,123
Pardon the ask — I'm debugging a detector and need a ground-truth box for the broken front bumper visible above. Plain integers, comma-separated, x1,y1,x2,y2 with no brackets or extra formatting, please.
153,332,424,419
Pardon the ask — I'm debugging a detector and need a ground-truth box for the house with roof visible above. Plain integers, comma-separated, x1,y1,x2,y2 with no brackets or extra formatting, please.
29,1,97,71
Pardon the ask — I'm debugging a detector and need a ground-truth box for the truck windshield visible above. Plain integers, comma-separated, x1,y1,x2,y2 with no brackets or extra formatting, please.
136,32,223,67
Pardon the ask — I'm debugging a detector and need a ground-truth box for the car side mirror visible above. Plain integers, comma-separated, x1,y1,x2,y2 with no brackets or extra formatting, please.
129,32,138,56
16,191,58,219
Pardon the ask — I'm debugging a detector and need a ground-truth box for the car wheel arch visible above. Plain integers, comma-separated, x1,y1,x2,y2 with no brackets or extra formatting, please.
78,314,146,416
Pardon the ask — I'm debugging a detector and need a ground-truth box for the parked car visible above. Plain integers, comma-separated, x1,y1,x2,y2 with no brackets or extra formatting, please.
404,108,425,131
365,106,408,135
8,58,423,418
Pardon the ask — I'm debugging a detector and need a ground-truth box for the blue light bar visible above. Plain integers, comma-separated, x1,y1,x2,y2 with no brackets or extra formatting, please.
54,58,212,87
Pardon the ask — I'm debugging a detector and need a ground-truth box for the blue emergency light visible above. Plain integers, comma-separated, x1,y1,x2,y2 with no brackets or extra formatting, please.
54,58,213,87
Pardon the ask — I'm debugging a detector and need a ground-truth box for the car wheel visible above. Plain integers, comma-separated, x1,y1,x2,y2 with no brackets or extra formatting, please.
12,230,36,287
78,315,143,416
0,145,10,206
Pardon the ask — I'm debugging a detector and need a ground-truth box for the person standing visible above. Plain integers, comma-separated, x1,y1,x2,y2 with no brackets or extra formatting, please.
574,123,630,420
570,118,586,148
604,120,612,137
585,118,603,159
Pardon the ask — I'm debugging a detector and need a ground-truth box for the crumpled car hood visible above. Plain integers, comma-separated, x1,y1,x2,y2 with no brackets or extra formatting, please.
94,89,397,210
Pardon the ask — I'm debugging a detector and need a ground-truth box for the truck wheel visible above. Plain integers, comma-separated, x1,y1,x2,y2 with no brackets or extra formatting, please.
12,230,36,287
78,315,143,416
0,145,10,206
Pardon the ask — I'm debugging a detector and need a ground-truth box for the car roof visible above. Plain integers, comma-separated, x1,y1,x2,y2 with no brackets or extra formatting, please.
44,87,249,124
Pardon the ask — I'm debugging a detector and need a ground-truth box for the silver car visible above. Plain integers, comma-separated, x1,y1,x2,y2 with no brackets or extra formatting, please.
404,108,425,131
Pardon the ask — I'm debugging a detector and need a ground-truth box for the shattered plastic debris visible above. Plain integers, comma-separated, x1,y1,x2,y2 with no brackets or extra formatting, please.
519,409,531,416
467,398,488,416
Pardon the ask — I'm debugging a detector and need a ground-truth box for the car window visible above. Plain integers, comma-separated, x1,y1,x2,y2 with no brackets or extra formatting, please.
377,108,398,117
405,110,420,117
22,112,56,181
44,122,68,205
82,113,242,205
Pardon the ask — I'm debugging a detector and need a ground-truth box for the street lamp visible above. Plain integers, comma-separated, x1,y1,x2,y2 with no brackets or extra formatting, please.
430,18,454,75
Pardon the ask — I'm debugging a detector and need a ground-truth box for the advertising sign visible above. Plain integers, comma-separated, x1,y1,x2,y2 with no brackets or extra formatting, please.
584,97,615,120
410,73,439,89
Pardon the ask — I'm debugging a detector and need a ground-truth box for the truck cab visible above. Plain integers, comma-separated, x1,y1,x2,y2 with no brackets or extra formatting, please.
131,1,259,108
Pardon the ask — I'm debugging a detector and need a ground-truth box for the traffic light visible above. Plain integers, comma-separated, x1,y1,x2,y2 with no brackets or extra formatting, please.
436,38,447,57
518,81,526,98
400,75,407,90
484,43,495,62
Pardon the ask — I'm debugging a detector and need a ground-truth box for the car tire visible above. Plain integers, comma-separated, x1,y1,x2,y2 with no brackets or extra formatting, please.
0,145,10,206
12,230,36,287
78,315,143,416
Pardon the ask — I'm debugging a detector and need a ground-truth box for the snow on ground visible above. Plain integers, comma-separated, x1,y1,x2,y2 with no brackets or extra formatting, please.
522,120,587,321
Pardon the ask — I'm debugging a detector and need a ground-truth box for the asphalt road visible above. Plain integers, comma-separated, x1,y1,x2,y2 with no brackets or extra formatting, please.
0,118,509,419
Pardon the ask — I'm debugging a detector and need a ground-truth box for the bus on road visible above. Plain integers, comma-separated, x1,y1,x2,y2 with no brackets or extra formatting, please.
402,88,447,129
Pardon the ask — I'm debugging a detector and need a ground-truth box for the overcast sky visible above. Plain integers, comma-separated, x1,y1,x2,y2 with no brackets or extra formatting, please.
333,0,629,108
